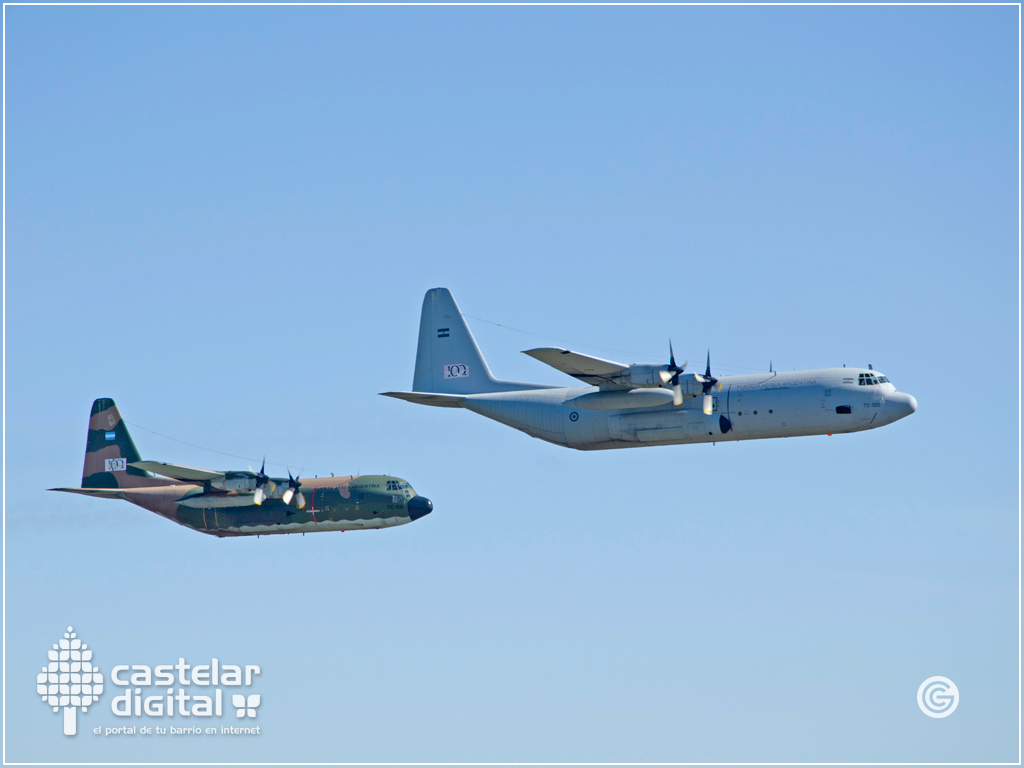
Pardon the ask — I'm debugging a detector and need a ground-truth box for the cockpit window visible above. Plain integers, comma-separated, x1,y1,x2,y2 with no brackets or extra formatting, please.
858,373,888,386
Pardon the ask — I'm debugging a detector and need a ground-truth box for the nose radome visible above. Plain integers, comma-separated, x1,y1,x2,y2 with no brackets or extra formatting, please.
408,495,433,521
887,392,918,419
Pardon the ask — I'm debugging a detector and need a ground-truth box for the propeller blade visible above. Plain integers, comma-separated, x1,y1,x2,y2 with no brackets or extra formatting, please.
696,351,718,395
703,392,713,415
664,341,688,401
294,492,306,509
253,487,265,506
282,488,294,505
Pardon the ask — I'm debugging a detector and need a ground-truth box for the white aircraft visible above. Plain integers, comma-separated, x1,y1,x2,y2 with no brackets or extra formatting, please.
383,288,917,451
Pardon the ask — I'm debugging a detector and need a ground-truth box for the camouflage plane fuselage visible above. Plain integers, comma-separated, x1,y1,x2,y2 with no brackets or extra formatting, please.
51,399,433,538
83,475,429,538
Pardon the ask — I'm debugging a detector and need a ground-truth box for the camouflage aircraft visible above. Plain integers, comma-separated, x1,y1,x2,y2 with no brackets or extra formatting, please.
50,398,433,537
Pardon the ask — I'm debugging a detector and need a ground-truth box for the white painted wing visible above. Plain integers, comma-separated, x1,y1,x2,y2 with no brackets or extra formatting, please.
129,461,224,481
522,347,629,388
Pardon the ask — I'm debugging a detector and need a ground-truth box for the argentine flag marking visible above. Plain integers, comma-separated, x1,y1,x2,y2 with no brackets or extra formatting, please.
105,431,116,441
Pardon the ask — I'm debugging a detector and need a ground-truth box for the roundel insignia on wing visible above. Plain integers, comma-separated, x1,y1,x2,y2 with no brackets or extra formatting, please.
569,411,579,422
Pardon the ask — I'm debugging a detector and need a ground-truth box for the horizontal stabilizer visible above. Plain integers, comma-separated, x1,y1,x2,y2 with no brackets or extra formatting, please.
380,391,466,408
49,487,126,500
129,461,223,482
523,347,628,387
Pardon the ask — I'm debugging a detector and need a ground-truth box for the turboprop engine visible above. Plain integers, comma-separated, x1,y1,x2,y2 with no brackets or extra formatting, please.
600,346,721,414
608,365,703,397
623,364,670,388
210,474,257,493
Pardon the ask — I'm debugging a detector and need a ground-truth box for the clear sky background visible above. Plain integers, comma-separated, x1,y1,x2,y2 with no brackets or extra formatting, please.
4,5,1018,763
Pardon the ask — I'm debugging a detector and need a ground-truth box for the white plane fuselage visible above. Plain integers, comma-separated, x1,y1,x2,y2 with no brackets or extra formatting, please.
449,368,916,451
384,288,918,451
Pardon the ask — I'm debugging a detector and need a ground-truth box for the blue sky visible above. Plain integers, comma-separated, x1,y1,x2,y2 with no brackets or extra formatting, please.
4,5,1018,763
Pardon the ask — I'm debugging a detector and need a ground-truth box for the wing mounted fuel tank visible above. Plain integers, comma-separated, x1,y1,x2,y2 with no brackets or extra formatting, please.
565,388,676,410
177,493,257,509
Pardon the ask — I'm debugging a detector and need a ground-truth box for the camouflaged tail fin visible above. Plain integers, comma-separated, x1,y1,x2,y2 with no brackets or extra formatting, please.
81,399,157,489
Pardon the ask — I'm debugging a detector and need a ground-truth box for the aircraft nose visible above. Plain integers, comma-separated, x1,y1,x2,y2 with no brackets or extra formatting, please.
886,392,918,420
408,495,433,521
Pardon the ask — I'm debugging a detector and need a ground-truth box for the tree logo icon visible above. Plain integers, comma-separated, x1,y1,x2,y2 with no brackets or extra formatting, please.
37,626,104,736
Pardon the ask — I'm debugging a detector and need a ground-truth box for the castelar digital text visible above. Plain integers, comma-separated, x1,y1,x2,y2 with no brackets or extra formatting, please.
109,659,260,717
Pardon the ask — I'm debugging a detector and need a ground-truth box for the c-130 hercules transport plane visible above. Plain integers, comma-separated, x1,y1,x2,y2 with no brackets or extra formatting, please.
383,288,917,451
50,398,433,536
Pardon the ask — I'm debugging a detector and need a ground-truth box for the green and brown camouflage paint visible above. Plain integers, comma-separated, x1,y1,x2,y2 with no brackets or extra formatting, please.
52,399,432,538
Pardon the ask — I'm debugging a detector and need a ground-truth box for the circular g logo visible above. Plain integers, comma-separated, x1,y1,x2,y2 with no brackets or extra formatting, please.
569,411,579,422
917,676,959,718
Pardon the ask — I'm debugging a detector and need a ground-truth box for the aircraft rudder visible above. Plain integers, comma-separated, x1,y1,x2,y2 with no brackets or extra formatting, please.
413,287,497,394
82,398,149,488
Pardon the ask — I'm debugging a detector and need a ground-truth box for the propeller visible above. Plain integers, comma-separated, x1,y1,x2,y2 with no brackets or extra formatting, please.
694,351,720,415
281,470,306,509
252,458,271,506
664,340,688,406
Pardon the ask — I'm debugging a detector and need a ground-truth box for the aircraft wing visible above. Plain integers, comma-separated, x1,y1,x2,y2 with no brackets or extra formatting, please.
48,487,127,499
129,461,224,482
522,348,629,388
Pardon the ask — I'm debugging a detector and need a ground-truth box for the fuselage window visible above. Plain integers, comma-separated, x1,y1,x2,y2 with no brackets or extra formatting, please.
836,405,852,414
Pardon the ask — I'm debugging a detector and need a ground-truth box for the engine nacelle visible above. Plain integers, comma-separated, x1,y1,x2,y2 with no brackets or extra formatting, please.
674,373,707,398
615,366,703,395
603,366,708,400
622,364,672,388
567,388,676,410
211,475,256,493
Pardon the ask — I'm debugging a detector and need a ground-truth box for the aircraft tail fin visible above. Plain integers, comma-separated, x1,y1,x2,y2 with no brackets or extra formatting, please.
411,288,549,395
80,398,162,489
